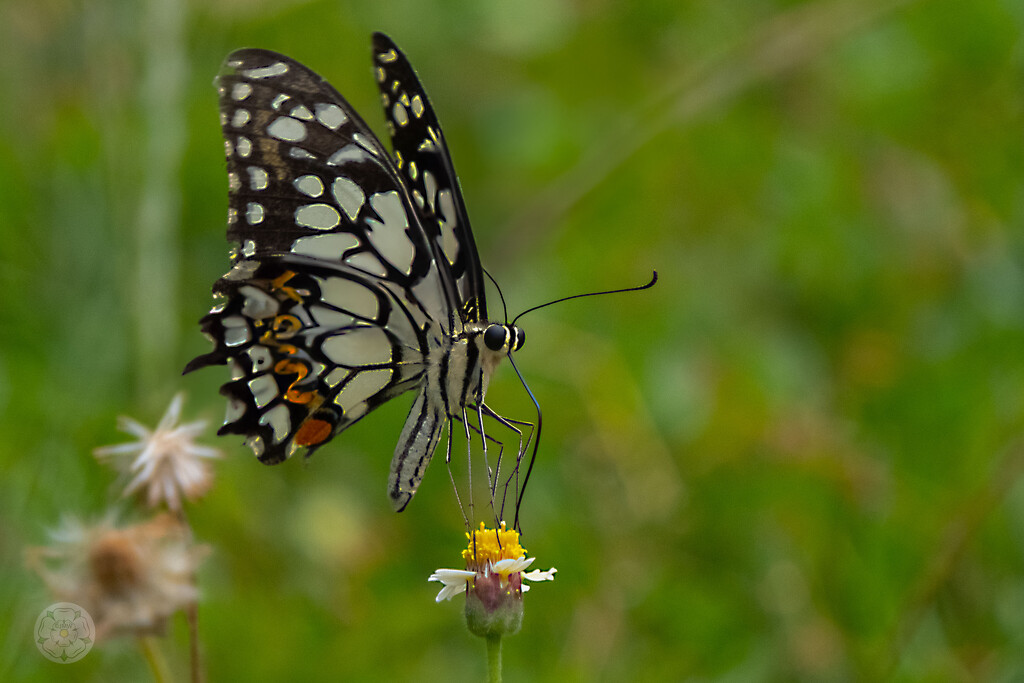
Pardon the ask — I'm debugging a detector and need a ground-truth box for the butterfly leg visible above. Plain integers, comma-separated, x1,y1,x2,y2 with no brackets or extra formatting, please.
448,412,511,525
442,420,470,527
467,404,536,523
461,407,475,520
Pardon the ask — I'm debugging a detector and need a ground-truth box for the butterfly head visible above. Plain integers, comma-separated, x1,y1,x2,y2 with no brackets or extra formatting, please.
483,323,525,355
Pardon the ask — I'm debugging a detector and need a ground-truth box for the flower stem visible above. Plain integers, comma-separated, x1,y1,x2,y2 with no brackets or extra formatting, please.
138,635,172,683
486,633,503,683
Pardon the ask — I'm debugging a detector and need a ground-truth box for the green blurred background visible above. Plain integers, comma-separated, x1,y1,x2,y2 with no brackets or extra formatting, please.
2,0,1023,680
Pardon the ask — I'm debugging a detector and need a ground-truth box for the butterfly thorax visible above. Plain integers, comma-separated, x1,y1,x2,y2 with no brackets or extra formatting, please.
426,322,525,416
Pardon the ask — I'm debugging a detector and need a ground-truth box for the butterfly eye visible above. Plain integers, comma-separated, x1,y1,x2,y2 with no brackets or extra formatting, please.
514,327,526,351
483,324,508,351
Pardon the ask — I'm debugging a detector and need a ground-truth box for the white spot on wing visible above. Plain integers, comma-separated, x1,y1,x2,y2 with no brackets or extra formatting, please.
246,202,265,224
437,188,460,264
317,276,379,319
248,375,278,408
260,404,291,443
248,166,269,190
236,136,252,157
231,82,252,101
392,101,409,127
224,397,245,424
247,435,265,457
336,369,393,413
423,170,437,212
271,93,290,110
247,346,273,370
222,316,250,346
309,305,357,331
295,204,341,230
332,176,365,221
242,62,289,79
231,109,250,127
268,117,307,142
290,104,314,120
411,94,425,118
412,277,445,328
295,174,324,198
345,252,387,277
238,285,278,318
327,144,371,166
315,103,348,130
292,232,360,258
365,191,415,275
352,133,380,156
321,327,392,366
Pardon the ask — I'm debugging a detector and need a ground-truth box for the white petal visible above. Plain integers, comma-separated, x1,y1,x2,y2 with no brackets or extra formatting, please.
523,567,557,582
428,568,475,602
158,393,186,431
117,415,152,439
492,556,534,574
185,444,221,459
93,443,144,457
434,583,467,602
428,568,475,584
175,420,211,439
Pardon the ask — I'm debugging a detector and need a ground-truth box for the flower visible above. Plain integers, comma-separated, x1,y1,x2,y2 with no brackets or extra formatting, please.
26,513,208,639
428,522,556,638
93,392,220,511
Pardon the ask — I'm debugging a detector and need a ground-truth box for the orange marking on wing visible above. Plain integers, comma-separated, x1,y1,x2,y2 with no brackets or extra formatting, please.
270,271,305,303
294,418,332,446
274,358,317,404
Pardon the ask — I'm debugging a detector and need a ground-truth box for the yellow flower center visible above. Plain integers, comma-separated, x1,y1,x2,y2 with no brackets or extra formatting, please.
462,522,525,568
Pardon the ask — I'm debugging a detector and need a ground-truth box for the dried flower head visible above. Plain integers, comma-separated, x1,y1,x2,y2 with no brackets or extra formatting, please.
26,513,208,639
429,522,556,638
94,393,220,511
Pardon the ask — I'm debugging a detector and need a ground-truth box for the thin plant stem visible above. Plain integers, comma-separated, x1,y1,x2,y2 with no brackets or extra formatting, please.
138,635,172,683
486,633,503,683
187,601,202,683
174,508,203,683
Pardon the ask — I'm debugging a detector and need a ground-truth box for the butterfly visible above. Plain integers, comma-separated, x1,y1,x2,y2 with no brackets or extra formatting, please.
185,33,529,513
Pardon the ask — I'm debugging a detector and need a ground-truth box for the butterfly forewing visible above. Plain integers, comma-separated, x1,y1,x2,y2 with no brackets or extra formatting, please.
218,49,443,301
372,33,487,324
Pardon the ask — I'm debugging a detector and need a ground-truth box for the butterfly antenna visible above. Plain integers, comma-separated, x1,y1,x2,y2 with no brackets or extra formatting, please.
507,352,541,533
511,271,658,327
483,268,509,322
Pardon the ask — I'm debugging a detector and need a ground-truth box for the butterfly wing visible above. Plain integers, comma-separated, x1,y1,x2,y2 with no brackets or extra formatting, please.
187,48,457,465
372,33,488,325
186,256,431,464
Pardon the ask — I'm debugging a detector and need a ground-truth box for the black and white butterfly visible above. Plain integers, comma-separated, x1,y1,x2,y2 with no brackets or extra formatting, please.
185,34,530,513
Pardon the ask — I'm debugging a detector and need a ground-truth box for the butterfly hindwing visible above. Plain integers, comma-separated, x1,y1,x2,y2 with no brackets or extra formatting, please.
185,256,430,463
